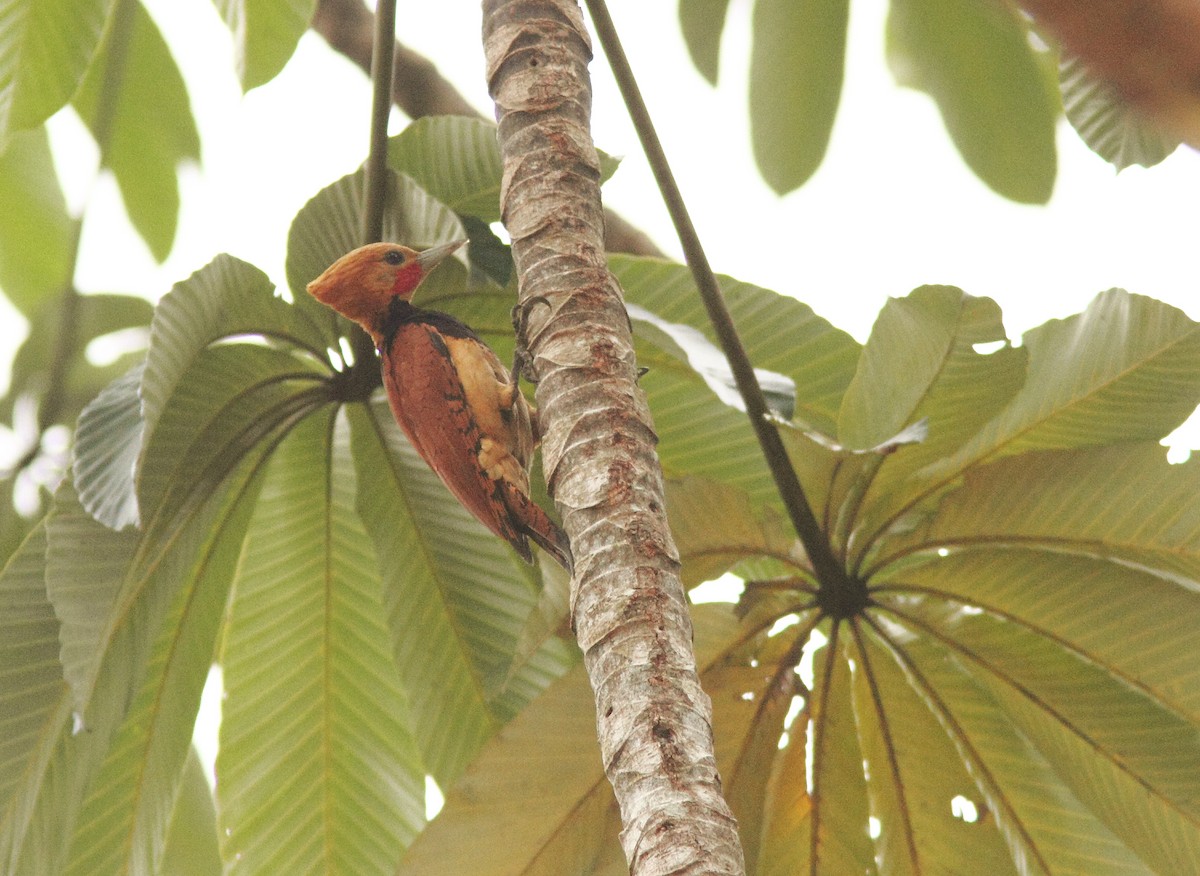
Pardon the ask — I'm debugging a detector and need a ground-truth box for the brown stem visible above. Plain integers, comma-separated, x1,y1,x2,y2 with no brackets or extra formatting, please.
482,1,745,873
360,0,397,246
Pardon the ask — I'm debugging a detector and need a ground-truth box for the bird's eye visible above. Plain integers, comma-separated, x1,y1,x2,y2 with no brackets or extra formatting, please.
383,250,405,265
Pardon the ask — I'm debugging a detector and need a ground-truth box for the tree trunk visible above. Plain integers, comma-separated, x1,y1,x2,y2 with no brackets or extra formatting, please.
481,2,746,873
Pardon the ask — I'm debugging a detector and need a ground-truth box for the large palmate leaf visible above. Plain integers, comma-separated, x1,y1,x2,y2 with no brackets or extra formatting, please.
349,400,574,786
749,0,848,194
396,605,756,875
140,253,332,475
46,327,306,871
0,501,130,874
60,460,260,876
0,523,63,866
611,254,861,435
72,0,200,261
23,293,333,870
0,125,73,316
213,0,315,91
887,0,1057,203
0,0,111,146
218,408,423,875
477,276,1200,873
286,167,468,316
920,290,1200,479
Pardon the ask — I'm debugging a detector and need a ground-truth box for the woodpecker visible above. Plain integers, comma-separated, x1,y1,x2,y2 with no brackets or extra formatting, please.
307,241,571,571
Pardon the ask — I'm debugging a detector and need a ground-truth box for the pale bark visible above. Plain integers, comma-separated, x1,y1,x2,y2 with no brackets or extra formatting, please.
482,1,745,873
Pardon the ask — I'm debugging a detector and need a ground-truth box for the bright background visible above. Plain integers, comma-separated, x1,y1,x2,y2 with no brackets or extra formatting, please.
15,0,1200,816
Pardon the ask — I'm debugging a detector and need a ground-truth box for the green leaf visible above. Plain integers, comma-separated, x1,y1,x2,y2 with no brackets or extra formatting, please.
757,698,811,876
919,290,1200,485
43,480,140,718
72,0,201,261
61,456,259,876
0,523,64,857
26,448,254,873
213,0,316,91
218,408,424,874
871,618,1149,874
1,291,153,428
852,623,1021,874
0,0,112,145
677,0,730,84
388,117,509,225
1,685,109,875
628,302,796,420
749,0,848,193
809,633,876,874
73,362,144,530
0,125,73,315
887,0,1057,203
286,168,468,313
639,353,776,512
50,343,315,722
883,596,1200,873
388,116,620,226
136,342,329,537
878,547,1200,722
160,747,221,876
838,287,1019,451
349,401,573,785
611,254,861,435
995,678,1200,874
140,253,332,461
665,476,798,587
396,605,740,875
709,624,801,872
1061,54,1181,171
837,287,1026,557
891,443,1200,599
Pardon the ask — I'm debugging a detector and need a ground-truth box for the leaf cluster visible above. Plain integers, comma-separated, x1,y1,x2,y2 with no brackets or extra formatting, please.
678,0,1182,196
1,3,1199,875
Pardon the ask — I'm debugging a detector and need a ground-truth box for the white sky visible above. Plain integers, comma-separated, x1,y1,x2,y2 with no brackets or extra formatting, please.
27,0,1200,430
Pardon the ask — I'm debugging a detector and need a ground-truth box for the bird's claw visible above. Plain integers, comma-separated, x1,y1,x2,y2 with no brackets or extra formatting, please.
511,296,554,384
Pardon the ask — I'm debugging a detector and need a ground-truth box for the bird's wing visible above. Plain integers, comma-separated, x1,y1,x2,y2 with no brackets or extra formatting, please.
381,321,531,561
442,334,534,490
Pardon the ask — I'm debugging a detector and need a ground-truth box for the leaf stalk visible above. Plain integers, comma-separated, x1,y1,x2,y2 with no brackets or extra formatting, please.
582,0,851,595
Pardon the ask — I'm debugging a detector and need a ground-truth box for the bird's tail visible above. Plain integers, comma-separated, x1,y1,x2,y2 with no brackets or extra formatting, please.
501,482,573,573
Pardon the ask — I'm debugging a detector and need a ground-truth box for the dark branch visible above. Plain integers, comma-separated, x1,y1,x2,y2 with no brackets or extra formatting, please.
582,0,851,593
361,0,396,246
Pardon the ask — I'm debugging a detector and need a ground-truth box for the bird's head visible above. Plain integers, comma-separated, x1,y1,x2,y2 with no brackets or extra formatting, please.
307,240,465,335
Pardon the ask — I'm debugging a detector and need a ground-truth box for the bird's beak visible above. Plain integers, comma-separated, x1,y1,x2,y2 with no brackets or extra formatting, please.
416,239,466,273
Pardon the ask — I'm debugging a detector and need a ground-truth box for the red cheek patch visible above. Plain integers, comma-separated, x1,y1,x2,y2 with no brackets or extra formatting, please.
390,262,424,298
